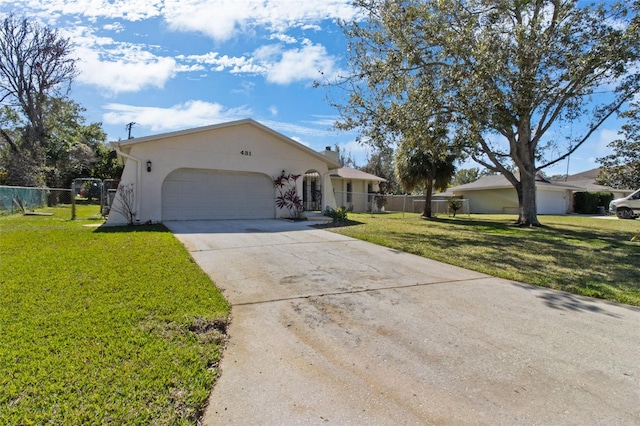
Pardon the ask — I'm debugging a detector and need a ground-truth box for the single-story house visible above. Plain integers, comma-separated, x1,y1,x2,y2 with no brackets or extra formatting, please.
331,167,386,212
549,168,635,199
106,119,384,225
447,173,583,214
447,169,633,215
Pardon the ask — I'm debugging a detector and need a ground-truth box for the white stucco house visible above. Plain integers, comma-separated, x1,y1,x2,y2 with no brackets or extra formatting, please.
447,173,582,214
447,169,631,215
331,167,386,212
106,119,383,225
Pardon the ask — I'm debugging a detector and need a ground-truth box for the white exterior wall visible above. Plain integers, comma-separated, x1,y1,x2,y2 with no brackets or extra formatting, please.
107,122,337,225
330,178,381,212
455,188,519,214
454,187,572,214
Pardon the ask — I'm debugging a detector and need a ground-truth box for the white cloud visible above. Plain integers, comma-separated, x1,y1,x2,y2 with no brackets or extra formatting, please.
255,42,342,84
162,0,357,41
268,105,278,116
178,52,265,74
66,27,179,93
337,139,373,166
102,100,253,133
76,46,177,93
269,33,297,44
179,42,343,84
103,22,125,33
14,0,163,23
11,0,358,37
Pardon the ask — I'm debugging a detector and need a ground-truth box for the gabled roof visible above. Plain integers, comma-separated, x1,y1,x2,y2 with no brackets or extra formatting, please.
449,173,583,192
330,167,386,182
115,118,341,169
561,167,601,181
551,167,634,193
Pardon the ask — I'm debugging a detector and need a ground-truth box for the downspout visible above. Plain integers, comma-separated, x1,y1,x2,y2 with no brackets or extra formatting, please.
115,148,141,222
321,171,333,211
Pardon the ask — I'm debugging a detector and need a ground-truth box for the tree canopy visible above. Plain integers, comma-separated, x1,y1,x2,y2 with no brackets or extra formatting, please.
333,0,640,226
0,15,118,187
0,15,79,186
597,102,640,190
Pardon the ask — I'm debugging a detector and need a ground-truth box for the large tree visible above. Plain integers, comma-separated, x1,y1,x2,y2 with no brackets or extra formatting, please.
335,0,640,226
0,15,77,186
43,97,114,188
597,102,640,190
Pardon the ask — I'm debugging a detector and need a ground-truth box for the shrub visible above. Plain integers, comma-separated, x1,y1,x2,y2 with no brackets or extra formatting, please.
573,192,614,214
324,206,348,223
448,198,463,217
374,193,387,210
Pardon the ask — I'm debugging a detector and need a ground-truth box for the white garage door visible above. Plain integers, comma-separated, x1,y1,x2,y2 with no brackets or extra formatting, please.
162,169,275,220
537,190,568,215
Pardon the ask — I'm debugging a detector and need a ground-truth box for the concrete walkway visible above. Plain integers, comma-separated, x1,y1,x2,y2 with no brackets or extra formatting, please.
165,220,640,425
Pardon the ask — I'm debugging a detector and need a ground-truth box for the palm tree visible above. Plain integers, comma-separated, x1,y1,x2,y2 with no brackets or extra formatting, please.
395,137,456,218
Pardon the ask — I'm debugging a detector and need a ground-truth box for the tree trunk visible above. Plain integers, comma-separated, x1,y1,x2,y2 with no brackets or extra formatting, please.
422,179,434,218
517,169,540,226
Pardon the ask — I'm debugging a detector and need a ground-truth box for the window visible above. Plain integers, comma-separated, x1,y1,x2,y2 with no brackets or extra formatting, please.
347,182,352,202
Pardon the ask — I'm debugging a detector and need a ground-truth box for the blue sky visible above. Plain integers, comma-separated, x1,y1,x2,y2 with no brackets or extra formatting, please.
0,0,628,176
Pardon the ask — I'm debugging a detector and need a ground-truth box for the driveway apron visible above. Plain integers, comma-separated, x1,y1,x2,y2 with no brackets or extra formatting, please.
165,220,640,425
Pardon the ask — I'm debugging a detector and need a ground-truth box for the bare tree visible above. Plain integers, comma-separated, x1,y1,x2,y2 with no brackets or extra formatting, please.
0,15,77,186
110,183,137,225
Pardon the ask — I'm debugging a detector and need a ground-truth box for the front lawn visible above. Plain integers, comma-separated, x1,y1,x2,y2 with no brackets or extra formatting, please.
328,213,640,306
0,207,229,424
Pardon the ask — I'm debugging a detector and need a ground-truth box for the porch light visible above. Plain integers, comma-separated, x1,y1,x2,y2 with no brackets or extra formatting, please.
146,160,152,172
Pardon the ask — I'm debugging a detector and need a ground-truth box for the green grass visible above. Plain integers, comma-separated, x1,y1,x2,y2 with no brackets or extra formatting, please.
3,207,639,422
328,213,640,306
0,206,229,425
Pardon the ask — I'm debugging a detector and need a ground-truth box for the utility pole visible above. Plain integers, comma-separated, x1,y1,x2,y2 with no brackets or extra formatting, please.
126,122,136,139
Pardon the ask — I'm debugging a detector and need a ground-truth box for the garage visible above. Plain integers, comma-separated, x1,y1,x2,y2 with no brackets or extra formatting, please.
106,119,342,225
162,168,275,220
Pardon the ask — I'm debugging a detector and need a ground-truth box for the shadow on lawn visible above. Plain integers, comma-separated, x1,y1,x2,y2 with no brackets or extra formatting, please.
94,223,171,233
312,219,364,229
380,219,640,306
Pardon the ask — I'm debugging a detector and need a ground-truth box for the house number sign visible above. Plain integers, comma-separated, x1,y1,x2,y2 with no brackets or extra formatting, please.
241,150,252,156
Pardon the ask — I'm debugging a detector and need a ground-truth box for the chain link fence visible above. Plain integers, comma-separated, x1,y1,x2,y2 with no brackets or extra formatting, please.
1,179,119,221
0,185,73,216
333,191,469,216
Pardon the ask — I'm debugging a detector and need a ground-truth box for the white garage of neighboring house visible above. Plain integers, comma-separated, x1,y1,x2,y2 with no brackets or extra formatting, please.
106,119,346,225
447,173,582,215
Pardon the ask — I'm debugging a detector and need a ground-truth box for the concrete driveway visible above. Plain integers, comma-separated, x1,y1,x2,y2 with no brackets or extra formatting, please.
165,220,640,425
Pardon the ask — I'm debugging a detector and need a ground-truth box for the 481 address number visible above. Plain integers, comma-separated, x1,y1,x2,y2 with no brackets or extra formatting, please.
241,150,252,156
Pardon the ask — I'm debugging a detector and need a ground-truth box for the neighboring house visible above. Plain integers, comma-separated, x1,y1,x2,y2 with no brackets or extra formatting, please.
447,173,582,214
550,168,635,199
447,169,633,215
106,119,383,225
